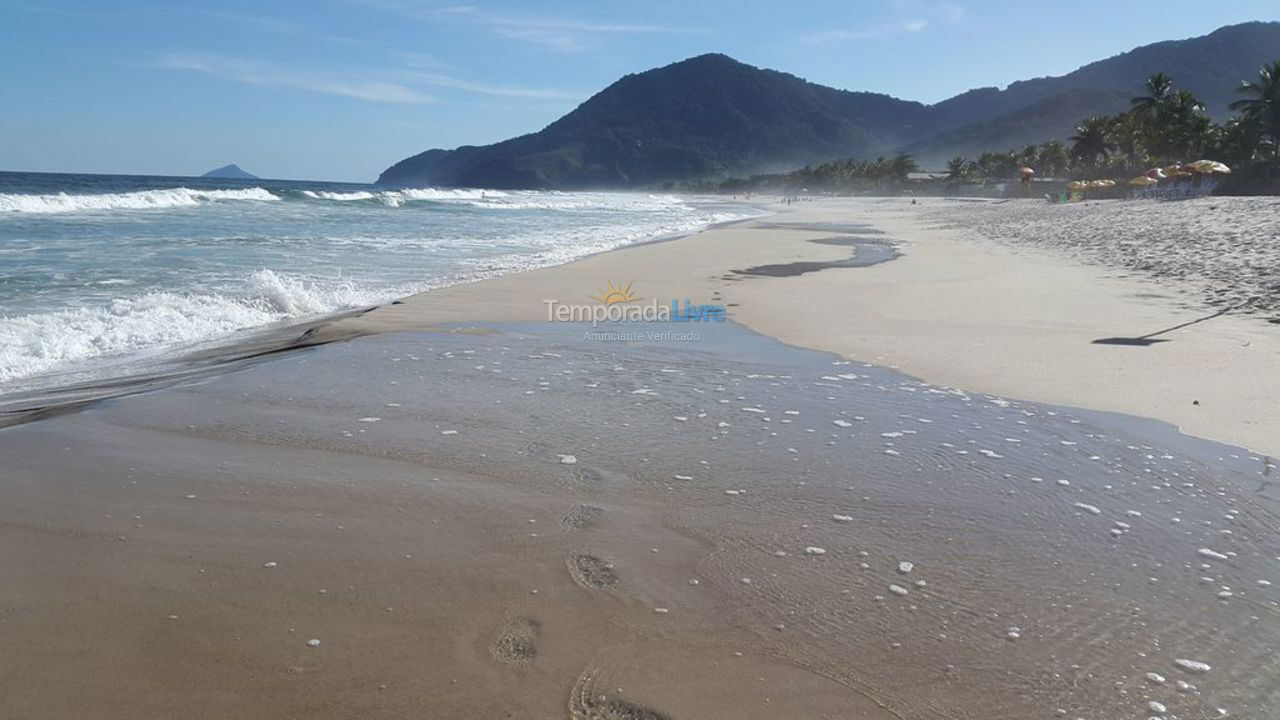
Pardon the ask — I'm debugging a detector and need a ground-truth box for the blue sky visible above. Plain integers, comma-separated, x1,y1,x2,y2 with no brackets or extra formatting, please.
2,0,1276,182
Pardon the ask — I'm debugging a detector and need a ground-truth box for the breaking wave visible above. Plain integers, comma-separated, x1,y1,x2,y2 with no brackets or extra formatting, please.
0,187,279,213
0,185,684,215
0,180,763,388
0,270,390,383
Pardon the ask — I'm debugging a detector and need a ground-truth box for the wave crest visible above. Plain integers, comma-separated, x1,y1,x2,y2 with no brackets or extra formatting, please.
0,187,279,213
0,269,385,383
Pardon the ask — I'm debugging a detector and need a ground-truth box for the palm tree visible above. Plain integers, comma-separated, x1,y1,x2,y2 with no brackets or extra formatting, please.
1130,73,1174,122
888,153,919,183
1070,116,1115,167
1109,112,1146,170
1230,60,1280,160
946,156,971,182
1160,89,1208,160
1214,116,1265,166
1037,140,1070,177
1017,144,1039,169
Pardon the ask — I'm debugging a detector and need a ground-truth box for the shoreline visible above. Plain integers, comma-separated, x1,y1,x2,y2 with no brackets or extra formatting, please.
4,196,1279,718
6,195,1277,458
310,195,1280,458
4,195,1276,458
0,199,773,426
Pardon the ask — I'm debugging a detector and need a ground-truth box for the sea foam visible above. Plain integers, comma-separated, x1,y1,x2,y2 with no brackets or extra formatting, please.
0,269,381,382
0,187,278,213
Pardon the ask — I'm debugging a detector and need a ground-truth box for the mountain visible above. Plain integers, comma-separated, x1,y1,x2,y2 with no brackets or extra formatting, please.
381,54,928,188
904,21,1280,164
202,164,259,180
379,21,1280,186
903,88,1134,163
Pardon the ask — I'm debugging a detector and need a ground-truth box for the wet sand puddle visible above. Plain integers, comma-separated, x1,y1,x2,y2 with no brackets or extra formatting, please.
730,222,899,278
1,320,1276,719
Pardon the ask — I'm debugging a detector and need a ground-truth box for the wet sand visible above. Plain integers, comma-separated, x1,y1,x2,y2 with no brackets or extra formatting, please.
2,322,1276,719
3,196,1280,718
314,197,1280,457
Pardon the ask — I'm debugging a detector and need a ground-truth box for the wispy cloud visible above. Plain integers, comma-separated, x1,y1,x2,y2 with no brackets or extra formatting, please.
408,71,581,100
153,52,579,104
940,3,966,23
154,53,433,104
802,24,906,44
368,1,697,51
195,9,359,44
802,1,962,44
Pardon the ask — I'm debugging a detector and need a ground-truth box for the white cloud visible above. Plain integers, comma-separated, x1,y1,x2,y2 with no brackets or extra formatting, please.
941,3,966,23
408,71,581,100
155,54,433,104
801,1,962,45
196,9,358,44
371,2,697,51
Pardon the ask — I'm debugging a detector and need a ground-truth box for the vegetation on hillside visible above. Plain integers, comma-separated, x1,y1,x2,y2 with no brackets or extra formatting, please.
696,61,1280,195
380,23,1280,190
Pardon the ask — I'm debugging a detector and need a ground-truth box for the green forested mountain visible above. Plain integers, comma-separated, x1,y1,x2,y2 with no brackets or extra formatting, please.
378,22,1280,187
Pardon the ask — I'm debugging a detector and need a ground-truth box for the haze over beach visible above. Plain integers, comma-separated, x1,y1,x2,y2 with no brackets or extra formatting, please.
2,2,1280,719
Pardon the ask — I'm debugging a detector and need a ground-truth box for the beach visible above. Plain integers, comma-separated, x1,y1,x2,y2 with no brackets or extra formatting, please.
322,195,1280,459
2,196,1278,720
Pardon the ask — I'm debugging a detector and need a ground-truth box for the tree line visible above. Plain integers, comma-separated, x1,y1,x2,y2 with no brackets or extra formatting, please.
948,60,1279,187
692,60,1279,194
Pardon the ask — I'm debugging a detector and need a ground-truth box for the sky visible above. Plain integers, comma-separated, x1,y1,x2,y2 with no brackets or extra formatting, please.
2,0,1277,182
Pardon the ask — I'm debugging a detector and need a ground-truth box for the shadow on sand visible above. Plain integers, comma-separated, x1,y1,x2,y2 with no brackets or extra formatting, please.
1092,305,1236,346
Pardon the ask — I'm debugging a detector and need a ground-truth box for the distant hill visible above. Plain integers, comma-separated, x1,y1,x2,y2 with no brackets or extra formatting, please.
379,21,1280,186
904,21,1280,164
202,164,259,180
381,54,929,188
902,88,1134,163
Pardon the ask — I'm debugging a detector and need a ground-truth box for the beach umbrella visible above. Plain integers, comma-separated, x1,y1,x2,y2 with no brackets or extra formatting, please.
1164,164,1191,178
1145,167,1166,180
1067,181,1085,191
1128,176,1158,186
1187,159,1231,175
1018,166,1035,176
1100,179,1116,188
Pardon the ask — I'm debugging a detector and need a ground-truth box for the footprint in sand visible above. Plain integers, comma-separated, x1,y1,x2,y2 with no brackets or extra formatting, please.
570,664,671,720
575,697,671,720
561,504,605,531
568,554,619,588
490,615,541,666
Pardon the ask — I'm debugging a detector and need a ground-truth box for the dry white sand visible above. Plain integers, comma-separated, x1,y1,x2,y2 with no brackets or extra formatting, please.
324,195,1280,457
923,196,1280,315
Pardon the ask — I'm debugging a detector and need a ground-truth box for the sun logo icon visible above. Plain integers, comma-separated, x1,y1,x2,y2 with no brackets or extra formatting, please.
591,281,639,305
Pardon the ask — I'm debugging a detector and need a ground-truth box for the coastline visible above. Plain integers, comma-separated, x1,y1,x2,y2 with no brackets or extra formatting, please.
0,198,770,426
3,195,1279,719
316,195,1280,459
10,195,1274,459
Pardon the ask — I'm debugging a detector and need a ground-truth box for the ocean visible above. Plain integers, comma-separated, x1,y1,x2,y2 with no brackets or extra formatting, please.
0,171,758,393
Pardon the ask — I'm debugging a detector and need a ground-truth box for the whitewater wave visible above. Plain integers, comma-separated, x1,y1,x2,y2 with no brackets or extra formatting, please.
301,190,378,202
0,186,764,388
0,270,390,383
301,187,514,208
296,187,679,212
0,185,684,215
0,187,279,214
